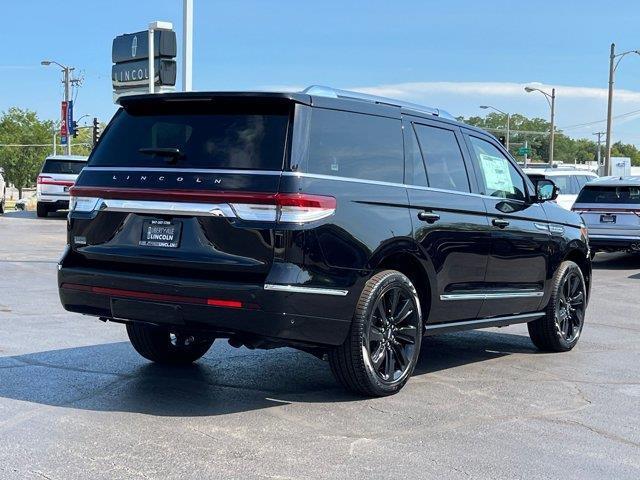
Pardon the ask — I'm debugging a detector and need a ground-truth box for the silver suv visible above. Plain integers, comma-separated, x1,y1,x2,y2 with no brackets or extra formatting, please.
572,176,640,255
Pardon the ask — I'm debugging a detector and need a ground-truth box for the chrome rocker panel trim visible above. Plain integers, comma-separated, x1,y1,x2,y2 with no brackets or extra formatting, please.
263,284,349,296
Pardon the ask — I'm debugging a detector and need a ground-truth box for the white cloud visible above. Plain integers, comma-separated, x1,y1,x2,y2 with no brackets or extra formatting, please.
350,81,640,104
257,81,640,143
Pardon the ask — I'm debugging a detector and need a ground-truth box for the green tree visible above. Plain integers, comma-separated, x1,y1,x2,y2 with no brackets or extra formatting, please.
0,108,54,197
611,141,640,166
460,112,605,165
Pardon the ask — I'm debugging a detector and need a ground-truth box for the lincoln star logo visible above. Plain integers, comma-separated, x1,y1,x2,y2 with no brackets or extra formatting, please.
131,36,138,57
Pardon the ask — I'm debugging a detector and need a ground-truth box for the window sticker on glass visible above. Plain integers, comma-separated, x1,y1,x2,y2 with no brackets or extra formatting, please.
478,153,514,194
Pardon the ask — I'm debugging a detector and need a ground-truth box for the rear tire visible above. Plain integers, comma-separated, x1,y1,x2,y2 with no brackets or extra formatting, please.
329,270,423,397
126,323,214,364
36,202,49,218
528,261,586,352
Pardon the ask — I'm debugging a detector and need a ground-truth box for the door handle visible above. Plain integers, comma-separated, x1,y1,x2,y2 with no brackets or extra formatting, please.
492,218,510,228
418,211,440,223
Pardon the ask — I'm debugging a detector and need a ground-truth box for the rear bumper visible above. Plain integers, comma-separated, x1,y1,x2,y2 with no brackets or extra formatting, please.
38,196,69,210
57,265,356,347
589,234,640,251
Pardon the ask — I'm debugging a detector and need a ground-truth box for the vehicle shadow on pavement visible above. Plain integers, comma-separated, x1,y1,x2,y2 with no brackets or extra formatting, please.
1,210,68,220
0,330,537,416
592,252,640,270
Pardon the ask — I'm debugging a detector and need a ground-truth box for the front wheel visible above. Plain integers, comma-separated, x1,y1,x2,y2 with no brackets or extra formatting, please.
528,261,586,352
329,270,423,397
126,323,214,364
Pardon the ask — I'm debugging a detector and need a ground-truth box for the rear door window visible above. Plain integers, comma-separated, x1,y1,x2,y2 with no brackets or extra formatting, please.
41,159,85,175
413,124,470,193
467,136,527,201
306,109,403,183
576,185,640,204
90,102,290,170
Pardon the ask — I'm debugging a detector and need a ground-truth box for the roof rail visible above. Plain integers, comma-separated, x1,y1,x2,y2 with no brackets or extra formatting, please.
302,85,456,120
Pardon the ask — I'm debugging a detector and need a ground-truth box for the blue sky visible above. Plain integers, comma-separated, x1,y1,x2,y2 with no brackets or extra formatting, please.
2,0,640,144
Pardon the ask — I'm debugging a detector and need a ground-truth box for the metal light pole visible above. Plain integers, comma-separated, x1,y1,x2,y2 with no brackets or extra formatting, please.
604,43,640,176
41,60,74,155
525,86,556,165
480,105,510,151
593,131,605,173
183,0,193,91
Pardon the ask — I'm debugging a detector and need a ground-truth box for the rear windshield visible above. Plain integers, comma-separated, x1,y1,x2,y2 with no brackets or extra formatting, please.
576,185,640,204
90,102,290,170
41,159,85,175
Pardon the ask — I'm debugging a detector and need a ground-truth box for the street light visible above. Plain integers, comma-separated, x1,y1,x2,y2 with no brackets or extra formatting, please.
41,59,75,155
480,105,511,151
604,43,640,176
525,86,556,165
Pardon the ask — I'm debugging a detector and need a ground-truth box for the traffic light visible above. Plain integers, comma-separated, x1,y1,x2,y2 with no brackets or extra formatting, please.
497,135,506,146
92,117,101,146
72,121,79,138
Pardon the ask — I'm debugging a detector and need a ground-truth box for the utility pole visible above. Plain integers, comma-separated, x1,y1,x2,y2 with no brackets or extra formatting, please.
549,88,555,165
41,60,76,155
63,66,71,155
605,43,616,177
604,43,640,176
593,131,605,173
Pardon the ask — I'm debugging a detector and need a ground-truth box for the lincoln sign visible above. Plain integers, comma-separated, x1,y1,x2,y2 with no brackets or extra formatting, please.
111,29,177,95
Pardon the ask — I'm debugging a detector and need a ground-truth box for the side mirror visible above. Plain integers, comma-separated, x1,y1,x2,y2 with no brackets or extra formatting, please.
534,179,558,202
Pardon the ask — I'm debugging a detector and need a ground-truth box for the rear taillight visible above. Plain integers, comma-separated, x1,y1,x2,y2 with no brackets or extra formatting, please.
37,175,52,185
231,193,336,223
68,188,336,223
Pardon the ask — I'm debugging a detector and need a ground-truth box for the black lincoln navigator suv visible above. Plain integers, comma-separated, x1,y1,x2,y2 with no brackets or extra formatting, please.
58,86,591,396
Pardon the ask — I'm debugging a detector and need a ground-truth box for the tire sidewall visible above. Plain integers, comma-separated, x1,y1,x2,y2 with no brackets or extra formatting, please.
359,272,423,395
549,262,586,350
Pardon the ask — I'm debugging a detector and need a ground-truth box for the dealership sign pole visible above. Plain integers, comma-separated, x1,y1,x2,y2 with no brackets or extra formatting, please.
112,23,176,102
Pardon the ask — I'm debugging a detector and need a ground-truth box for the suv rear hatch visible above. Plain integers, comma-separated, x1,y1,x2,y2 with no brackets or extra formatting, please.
67,95,295,281
573,184,640,237
38,157,85,197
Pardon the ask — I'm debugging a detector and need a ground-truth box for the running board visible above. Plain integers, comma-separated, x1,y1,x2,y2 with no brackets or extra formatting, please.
424,312,544,336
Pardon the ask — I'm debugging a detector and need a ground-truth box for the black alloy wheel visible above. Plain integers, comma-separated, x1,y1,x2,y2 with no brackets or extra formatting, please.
366,284,420,383
528,261,586,352
329,270,423,397
555,270,585,343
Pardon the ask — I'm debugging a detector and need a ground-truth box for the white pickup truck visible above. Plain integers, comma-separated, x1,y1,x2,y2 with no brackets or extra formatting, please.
36,155,87,217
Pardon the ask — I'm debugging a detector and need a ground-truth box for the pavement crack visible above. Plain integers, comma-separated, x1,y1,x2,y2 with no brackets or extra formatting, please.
540,417,640,450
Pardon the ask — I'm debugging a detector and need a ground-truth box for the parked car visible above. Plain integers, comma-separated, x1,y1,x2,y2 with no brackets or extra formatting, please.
36,155,87,217
58,87,591,396
524,166,598,210
572,176,640,255
0,167,6,214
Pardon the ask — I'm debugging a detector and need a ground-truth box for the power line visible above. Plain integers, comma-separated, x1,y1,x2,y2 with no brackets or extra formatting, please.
560,108,640,131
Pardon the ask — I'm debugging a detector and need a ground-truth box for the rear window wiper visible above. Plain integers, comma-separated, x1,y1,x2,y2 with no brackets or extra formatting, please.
138,147,185,164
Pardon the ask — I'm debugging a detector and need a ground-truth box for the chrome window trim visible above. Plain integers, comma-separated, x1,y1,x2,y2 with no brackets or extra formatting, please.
99,199,236,217
82,167,283,176
263,284,349,296
81,168,544,204
440,291,544,301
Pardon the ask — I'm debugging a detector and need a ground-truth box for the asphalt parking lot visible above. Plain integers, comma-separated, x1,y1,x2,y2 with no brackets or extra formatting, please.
0,210,639,480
